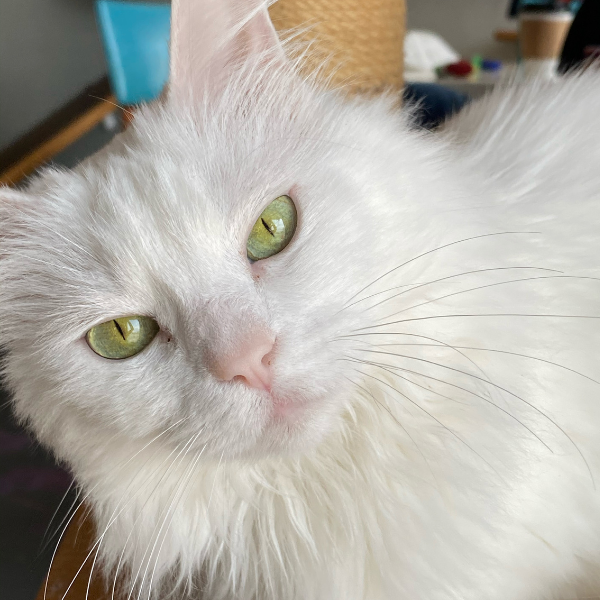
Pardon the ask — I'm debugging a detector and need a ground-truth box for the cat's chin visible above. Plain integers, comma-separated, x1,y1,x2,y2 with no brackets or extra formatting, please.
271,393,311,422
248,392,342,458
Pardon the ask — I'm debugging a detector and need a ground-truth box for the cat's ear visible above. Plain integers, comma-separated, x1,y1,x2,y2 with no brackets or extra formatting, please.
168,0,284,104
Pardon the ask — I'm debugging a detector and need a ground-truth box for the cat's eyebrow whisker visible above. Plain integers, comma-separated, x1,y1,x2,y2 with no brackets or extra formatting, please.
349,360,500,477
88,94,135,118
376,274,600,323
340,266,562,314
344,349,595,487
342,373,441,491
343,231,540,307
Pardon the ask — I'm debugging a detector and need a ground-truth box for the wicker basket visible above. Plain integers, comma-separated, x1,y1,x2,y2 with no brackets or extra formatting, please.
269,0,406,95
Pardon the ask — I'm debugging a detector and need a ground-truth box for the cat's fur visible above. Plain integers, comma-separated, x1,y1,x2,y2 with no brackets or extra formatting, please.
1,1,600,599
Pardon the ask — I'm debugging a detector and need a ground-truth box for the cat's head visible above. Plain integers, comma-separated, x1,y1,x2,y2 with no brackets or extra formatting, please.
0,0,441,461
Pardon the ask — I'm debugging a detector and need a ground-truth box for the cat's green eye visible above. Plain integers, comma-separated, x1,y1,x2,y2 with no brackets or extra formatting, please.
86,316,160,360
247,195,297,261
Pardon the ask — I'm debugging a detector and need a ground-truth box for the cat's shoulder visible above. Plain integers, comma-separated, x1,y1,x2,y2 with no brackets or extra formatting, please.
443,69,600,191
445,69,600,143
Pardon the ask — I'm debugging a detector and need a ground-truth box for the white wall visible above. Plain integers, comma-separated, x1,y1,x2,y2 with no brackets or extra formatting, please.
407,0,518,62
0,0,107,149
0,0,517,151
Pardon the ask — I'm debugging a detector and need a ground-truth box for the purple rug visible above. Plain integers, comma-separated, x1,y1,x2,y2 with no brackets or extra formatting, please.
0,396,74,600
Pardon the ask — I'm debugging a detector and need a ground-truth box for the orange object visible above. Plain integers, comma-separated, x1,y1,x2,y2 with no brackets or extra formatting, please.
35,508,117,600
494,29,519,43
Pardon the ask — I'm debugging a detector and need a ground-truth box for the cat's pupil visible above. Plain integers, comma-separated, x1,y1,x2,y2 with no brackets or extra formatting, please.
261,218,275,236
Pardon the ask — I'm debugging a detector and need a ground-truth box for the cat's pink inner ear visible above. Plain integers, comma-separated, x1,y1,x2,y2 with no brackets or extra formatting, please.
168,0,285,104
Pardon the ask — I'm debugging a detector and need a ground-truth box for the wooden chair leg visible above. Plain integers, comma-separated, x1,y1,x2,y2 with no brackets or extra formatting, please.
35,507,118,600
0,77,117,187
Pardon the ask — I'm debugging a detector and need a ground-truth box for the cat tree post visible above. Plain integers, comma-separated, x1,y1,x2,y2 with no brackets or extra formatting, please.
269,0,406,94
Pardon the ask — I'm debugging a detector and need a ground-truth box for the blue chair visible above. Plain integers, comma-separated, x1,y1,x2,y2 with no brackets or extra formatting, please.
95,0,171,105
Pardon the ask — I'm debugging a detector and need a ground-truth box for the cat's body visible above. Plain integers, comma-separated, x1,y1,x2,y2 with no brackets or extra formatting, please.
1,1,600,599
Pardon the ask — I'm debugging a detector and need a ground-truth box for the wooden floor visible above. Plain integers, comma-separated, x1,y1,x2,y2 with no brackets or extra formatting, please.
36,508,117,600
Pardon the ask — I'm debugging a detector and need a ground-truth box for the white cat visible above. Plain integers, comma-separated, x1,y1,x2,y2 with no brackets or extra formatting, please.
1,1,600,599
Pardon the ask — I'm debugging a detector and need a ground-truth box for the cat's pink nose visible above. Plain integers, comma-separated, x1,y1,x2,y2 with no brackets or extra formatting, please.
212,334,274,391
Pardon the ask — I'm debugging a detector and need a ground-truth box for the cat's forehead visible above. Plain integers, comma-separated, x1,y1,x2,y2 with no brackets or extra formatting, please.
19,105,305,305
83,88,332,221
7,73,403,325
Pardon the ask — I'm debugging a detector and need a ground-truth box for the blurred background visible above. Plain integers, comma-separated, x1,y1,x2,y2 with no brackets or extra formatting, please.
0,0,518,157
0,0,595,598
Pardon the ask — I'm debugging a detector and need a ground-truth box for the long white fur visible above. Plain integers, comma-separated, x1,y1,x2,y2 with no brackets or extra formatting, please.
1,2,600,599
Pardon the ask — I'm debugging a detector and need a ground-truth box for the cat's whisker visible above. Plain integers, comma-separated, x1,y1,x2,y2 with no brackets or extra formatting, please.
340,265,562,314
43,418,190,600
116,438,199,600
343,231,540,307
346,335,600,387
109,432,203,600
88,94,135,118
376,274,600,323
41,426,143,552
356,312,600,333
85,539,103,600
63,443,189,600
357,358,472,407
351,362,500,477
126,428,206,600
344,348,595,487
342,355,550,450
145,441,210,600
136,435,209,600
343,373,441,491
40,480,77,552
88,434,190,600
335,331,493,385
207,450,225,515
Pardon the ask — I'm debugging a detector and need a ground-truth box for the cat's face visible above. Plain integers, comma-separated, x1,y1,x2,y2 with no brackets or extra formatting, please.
0,71,441,460
0,0,449,462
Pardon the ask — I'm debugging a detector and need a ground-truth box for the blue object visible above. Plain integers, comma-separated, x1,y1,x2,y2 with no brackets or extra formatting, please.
403,83,470,130
482,59,503,71
95,0,171,105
